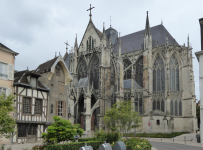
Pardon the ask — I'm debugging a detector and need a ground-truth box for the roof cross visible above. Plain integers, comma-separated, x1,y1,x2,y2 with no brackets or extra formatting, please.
87,4,95,19
110,16,112,27
64,40,69,53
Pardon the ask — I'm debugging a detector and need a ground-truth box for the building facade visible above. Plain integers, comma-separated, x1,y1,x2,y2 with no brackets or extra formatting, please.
195,17,203,143
64,12,197,134
0,43,18,144
12,54,72,144
13,70,49,144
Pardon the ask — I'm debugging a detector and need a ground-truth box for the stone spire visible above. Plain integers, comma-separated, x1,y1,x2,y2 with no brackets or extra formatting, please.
119,32,121,57
74,34,78,49
144,11,151,36
103,22,106,37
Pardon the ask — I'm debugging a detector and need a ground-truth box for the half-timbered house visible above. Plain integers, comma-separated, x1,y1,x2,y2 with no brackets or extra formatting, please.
13,69,49,143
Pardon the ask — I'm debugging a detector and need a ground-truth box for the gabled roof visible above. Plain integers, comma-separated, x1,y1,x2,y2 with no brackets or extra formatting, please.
78,19,103,49
14,70,48,91
124,79,142,89
113,24,179,54
35,57,58,74
0,42,19,56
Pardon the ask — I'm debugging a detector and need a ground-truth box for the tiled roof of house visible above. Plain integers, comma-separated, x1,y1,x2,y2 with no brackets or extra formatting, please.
0,42,19,55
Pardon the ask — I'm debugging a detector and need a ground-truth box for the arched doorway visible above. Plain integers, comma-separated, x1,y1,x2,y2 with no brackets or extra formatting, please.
76,94,85,129
91,95,99,131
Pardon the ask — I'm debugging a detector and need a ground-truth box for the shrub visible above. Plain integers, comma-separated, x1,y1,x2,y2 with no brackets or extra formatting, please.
123,132,188,138
121,137,151,150
31,144,47,150
41,116,84,144
47,141,101,150
78,137,96,142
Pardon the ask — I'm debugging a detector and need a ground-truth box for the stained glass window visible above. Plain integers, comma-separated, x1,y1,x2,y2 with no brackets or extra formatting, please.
153,55,165,91
171,101,173,115
135,57,143,87
78,59,87,80
123,59,131,80
161,100,164,112
157,100,160,110
153,100,156,110
179,101,182,116
139,98,143,114
90,56,99,89
175,100,178,116
169,54,179,91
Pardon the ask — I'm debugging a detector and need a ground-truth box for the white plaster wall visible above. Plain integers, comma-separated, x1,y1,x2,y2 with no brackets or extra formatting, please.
27,89,32,97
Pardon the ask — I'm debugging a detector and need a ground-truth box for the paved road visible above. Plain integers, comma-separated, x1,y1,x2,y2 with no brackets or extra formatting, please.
150,141,203,150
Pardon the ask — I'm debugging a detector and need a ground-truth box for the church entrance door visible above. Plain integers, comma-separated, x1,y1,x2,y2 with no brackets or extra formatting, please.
91,113,95,130
80,115,83,129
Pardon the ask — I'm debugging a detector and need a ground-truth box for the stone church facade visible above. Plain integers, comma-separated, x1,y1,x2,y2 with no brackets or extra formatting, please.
64,12,197,134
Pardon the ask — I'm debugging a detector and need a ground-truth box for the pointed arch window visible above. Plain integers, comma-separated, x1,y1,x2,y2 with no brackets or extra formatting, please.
123,59,131,80
152,55,165,112
78,59,87,80
135,56,143,87
153,55,165,91
90,56,99,89
169,54,179,91
86,37,94,51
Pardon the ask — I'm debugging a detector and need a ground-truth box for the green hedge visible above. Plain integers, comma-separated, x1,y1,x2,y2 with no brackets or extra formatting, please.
123,132,188,138
78,137,96,142
47,141,101,150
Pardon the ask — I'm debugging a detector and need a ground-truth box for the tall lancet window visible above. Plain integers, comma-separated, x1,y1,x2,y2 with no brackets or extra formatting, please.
90,56,99,89
78,59,87,80
135,56,143,87
123,59,131,80
169,54,179,91
87,37,94,51
152,55,165,111
169,54,181,116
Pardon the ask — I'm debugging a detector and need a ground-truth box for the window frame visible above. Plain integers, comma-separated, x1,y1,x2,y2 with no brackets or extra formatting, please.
58,101,63,116
22,96,32,114
0,62,8,79
34,99,42,115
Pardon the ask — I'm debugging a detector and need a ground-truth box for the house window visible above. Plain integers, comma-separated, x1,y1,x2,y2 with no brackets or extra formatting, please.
18,124,27,137
58,101,63,116
56,67,60,76
35,99,42,114
23,97,31,114
0,88,6,95
157,120,160,125
30,77,37,88
0,62,7,79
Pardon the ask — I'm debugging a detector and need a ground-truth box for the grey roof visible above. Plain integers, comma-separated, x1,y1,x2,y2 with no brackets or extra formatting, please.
105,26,118,45
124,79,142,89
64,52,70,69
75,77,89,88
113,24,179,54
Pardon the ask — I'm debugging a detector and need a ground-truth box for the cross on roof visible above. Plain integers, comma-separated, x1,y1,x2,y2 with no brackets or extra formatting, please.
87,4,95,19
64,40,69,53
110,16,111,27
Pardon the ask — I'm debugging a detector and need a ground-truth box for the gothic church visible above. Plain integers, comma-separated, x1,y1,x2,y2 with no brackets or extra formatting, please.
64,10,197,134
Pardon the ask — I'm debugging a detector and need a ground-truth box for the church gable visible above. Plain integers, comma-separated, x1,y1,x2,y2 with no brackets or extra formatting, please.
78,20,102,53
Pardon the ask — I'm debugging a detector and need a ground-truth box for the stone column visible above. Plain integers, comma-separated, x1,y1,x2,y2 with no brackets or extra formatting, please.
69,96,75,124
85,95,91,136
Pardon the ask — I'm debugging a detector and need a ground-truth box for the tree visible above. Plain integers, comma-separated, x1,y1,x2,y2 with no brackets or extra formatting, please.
0,93,17,139
103,100,141,133
41,116,84,144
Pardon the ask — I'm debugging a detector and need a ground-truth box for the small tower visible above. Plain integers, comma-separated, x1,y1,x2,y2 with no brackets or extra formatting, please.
74,34,78,83
143,11,152,50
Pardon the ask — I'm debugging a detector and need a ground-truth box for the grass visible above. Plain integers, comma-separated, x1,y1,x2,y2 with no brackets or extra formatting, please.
123,132,188,138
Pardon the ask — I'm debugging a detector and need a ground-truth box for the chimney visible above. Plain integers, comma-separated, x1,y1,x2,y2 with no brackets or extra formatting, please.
200,18,203,50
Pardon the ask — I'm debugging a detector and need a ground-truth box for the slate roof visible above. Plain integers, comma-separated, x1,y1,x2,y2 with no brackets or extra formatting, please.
0,42,19,55
14,70,48,90
113,24,179,54
35,57,58,74
124,79,142,89
75,77,89,89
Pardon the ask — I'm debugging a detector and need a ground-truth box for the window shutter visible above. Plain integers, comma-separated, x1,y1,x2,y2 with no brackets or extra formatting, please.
8,64,13,80
63,101,67,118
55,101,58,116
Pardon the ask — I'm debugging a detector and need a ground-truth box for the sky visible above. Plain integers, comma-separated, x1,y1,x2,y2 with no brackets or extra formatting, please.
0,0,202,100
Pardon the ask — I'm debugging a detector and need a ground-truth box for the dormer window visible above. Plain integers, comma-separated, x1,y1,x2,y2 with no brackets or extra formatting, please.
56,67,60,76
30,77,37,88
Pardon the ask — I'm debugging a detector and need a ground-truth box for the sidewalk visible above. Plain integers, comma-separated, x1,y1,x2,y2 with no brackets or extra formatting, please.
141,133,203,148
